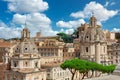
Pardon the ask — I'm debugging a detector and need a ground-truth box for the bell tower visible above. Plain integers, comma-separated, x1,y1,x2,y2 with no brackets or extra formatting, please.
21,15,30,41
89,12,97,27
21,27,30,40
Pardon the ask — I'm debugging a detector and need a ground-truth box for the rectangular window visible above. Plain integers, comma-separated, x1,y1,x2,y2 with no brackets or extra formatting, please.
86,47,88,52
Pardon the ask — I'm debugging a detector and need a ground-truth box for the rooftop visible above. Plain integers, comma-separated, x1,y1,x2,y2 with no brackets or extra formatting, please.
0,41,13,47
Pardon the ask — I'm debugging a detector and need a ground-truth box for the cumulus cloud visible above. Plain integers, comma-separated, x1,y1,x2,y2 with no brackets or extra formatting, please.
12,13,58,37
0,13,59,38
0,21,21,39
0,0,59,39
56,19,85,28
70,1,118,22
112,28,120,32
56,1,117,28
5,0,48,13
60,28,74,34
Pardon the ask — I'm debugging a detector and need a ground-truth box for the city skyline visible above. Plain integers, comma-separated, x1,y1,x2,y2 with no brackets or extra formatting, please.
0,0,120,39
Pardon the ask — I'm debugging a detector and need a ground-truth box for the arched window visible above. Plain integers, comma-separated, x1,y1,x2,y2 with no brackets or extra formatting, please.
25,48,27,50
24,48,27,52
14,61,18,67
25,62,28,67
35,62,38,67
86,36,89,38
14,62,17,67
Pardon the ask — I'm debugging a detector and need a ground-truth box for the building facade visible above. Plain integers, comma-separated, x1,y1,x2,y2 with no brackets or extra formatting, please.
37,39,64,65
108,43,120,65
4,27,46,80
0,41,14,62
63,43,75,61
76,15,108,64
3,27,74,80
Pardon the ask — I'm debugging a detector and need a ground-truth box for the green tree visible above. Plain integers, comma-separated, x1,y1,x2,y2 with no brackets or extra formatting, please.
57,32,73,43
61,58,81,80
60,58,116,80
101,65,116,74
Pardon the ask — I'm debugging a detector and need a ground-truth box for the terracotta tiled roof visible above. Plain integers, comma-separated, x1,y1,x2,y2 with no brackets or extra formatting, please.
0,42,13,47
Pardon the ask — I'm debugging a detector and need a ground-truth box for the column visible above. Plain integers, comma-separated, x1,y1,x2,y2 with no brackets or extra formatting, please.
95,42,101,77
95,43,100,64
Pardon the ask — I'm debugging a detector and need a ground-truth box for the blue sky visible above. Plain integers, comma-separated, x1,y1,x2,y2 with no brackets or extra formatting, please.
0,0,120,39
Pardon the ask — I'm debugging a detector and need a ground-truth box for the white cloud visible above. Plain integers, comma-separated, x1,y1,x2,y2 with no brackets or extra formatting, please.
0,13,59,39
70,1,118,22
60,28,74,34
70,12,85,18
13,13,59,37
0,21,8,27
0,21,21,39
5,0,48,13
110,2,116,6
112,28,120,32
1,0,60,38
65,29,74,34
104,1,116,7
104,1,109,7
56,19,85,28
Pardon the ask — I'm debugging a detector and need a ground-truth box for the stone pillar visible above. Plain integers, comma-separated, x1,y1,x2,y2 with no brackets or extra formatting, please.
11,60,14,68
95,42,101,77
4,53,9,64
19,61,23,68
95,42,100,64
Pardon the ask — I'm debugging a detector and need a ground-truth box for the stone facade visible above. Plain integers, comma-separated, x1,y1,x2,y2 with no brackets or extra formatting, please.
37,39,64,65
45,66,71,80
0,63,10,80
4,27,46,80
63,43,75,61
75,15,108,64
107,43,120,65
3,27,73,80
0,41,14,62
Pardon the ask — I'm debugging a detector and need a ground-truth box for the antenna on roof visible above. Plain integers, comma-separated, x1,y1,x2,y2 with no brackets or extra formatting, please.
25,14,27,28
91,11,94,17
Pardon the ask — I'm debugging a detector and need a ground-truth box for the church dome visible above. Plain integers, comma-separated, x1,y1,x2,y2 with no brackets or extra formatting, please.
12,27,40,58
81,27,106,42
79,14,106,42
14,41,38,54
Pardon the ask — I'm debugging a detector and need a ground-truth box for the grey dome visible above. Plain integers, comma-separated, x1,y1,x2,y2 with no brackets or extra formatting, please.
14,41,38,54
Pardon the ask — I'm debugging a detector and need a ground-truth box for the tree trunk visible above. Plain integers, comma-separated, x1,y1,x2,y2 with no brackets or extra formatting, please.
82,72,87,79
71,74,75,80
97,72,102,77
89,71,94,78
69,69,76,80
